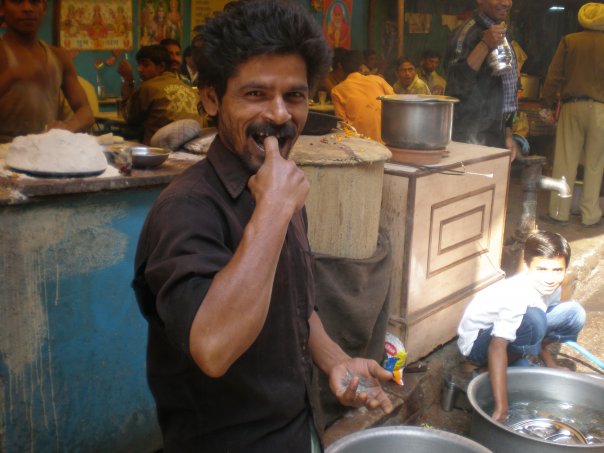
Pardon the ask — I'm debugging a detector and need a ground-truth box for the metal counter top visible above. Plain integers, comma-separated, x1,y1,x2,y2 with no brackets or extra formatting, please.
0,155,202,206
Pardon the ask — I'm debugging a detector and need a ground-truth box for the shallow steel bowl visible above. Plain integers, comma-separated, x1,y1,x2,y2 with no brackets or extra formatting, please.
325,426,492,453
130,146,170,169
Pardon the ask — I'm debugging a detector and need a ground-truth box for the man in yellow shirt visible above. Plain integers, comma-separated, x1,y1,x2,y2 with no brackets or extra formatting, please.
331,50,394,142
392,57,431,95
417,49,447,95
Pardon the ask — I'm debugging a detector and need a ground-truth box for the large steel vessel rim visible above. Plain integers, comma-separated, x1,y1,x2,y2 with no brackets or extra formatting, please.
325,426,492,452
378,94,460,104
467,367,604,449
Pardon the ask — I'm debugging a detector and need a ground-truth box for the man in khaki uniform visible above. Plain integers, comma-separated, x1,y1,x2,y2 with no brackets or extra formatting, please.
542,2,604,227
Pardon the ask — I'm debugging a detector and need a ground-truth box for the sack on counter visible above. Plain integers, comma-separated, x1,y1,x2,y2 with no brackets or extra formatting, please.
150,119,202,151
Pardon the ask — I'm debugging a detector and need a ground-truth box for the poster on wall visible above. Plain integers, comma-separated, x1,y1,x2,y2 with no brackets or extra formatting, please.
323,0,352,49
190,0,230,37
57,0,134,50
405,13,432,34
139,0,183,46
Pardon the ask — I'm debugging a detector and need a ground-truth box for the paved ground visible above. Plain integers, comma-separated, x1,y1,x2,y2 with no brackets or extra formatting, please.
323,157,604,446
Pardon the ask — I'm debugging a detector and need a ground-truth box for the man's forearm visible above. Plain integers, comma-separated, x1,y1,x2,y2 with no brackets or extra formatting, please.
65,105,95,132
188,200,294,378
467,40,490,72
488,337,510,420
308,311,350,375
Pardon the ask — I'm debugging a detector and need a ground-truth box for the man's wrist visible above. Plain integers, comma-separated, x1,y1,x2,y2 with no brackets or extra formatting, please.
480,39,492,51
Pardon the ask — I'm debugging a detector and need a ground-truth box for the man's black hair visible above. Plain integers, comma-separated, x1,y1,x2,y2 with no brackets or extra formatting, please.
524,230,571,267
136,45,171,68
422,49,440,60
192,0,331,99
363,49,377,60
395,56,415,69
160,38,181,49
332,47,347,69
341,50,364,75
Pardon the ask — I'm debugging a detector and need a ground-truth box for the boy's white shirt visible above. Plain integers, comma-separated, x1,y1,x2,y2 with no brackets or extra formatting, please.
457,272,561,356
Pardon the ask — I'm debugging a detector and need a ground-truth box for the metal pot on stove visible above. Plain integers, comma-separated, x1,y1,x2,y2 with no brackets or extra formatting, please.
378,94,459,150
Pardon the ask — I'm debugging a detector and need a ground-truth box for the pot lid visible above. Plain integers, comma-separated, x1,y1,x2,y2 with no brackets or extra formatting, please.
290,133,391,166
378,94,459,104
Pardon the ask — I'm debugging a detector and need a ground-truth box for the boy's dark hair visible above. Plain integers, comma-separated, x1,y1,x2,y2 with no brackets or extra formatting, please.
341,50,364,75
160,38,181,49
524,230,571,267
422,49,440,60
332,47,348,70
192,0,331,99
183,45,192,59
395,56,416,69
136,45,171,68
363,49,377,60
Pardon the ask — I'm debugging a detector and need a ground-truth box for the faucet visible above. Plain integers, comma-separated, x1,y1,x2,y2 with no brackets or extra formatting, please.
538,174,572,199
513,155,571,243
503,155,572,275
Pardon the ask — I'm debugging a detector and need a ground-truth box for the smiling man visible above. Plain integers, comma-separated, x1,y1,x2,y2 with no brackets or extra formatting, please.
132,1,394,451
444,0,519,160
457,231,585,422
0,0,93,143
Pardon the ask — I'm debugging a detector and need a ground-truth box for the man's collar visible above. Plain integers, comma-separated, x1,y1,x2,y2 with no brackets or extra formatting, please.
207,136,254,199
476,11,496,28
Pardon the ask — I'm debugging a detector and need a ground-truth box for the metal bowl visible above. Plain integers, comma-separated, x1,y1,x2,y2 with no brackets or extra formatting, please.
130,146,170,169
467,368,604,452
510,418,587,445
325,426,492,453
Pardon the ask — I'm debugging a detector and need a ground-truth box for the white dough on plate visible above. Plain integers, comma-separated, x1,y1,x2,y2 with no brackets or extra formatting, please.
6,129,107,174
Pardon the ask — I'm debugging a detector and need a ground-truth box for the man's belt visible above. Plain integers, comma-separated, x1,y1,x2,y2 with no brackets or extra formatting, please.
561,96,604,104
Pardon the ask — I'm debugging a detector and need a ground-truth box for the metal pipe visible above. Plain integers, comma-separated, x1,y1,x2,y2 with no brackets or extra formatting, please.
538,175,572,198
505,156,574,274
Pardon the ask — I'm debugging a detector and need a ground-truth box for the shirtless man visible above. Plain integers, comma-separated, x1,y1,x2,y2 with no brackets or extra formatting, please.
0,0,94,143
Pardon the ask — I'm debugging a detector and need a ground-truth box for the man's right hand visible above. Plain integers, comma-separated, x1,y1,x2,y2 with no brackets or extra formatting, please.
248,136,309,217
118,60,134,83
482,23,507,50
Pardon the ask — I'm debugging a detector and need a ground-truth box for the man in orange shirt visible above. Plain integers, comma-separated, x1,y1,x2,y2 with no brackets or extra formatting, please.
331,50,394,142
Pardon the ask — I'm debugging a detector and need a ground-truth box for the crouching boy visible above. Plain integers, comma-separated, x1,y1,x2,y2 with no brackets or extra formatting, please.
457,230,586,422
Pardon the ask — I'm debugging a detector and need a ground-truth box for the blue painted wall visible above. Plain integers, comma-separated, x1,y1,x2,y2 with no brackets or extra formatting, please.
0,189,164,452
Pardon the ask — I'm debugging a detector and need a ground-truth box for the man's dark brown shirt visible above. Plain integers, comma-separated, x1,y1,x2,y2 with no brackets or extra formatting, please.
133,137,316,452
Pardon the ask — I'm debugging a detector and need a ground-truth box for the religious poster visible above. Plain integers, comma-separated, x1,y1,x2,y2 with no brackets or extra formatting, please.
139,0,183,46
57,0,134,50
190,0,230,37
323,0,352,49
405,13,432,34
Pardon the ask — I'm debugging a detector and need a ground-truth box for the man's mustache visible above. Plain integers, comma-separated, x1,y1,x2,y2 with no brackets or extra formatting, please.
246,122,296,140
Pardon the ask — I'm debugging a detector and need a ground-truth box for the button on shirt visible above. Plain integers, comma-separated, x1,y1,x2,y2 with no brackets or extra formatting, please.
457,272,560,356
133,137,316,451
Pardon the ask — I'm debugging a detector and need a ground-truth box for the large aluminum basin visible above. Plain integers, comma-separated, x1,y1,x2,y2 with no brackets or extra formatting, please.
325,426,491,453
467,368,604,452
